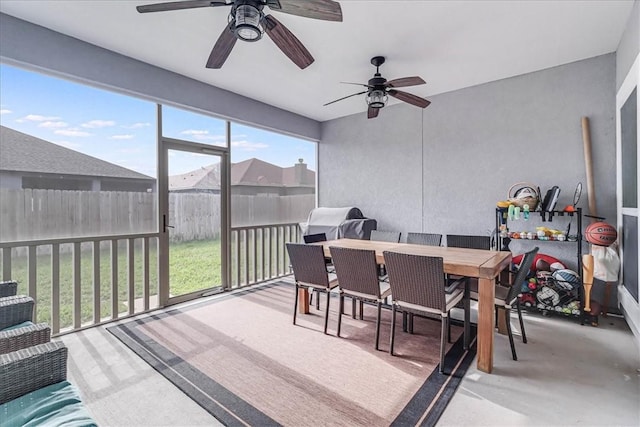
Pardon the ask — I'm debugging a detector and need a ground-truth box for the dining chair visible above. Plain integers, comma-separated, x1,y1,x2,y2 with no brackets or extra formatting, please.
446,234,491,250
495,246,539,360
370,230,401,279
406,232,442,246
303,233,328,244
370,230,401,243
383,251,469,374
286,243,339,334
302,232,333,308
329,246,391,350
445,234,492,301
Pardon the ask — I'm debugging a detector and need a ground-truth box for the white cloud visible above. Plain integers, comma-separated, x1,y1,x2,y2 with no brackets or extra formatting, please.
22,114,61,122
110,134,134,140
54,128,91,137
180,129,225,141
0,109,12,115
122,122,151,129
81,120,116,129
181,129,210,136
198,135,225,141
231,140,269,151
38,121,68,129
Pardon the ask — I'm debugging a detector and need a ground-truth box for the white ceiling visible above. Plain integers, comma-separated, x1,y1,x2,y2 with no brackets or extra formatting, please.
0,0,634,122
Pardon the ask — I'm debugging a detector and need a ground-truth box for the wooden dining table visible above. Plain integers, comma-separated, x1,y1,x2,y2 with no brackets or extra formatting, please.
303,238,512,374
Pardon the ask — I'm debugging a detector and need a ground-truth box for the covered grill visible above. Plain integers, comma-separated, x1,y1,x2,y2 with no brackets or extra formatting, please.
299,207,377,240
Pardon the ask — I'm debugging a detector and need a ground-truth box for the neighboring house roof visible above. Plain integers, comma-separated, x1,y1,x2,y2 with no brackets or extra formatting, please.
0,125,153,180
232,158,315,187
169,158,316,191
169,163,221,191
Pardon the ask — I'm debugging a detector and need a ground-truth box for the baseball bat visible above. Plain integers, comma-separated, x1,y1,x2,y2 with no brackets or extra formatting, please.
581,117,597,220
582,254,594,312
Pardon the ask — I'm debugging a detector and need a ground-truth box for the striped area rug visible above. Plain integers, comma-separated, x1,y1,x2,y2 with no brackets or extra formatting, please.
108,282,476,427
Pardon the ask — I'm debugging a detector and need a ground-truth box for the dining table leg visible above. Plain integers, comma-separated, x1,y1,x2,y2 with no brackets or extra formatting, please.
477,277,495,373
299,288,310,314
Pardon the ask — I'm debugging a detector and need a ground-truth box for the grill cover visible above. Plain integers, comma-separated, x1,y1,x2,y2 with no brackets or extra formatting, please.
300,207,376,240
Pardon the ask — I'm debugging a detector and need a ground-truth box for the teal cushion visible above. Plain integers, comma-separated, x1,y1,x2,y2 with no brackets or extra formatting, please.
2,321,34,332
0,381,96,427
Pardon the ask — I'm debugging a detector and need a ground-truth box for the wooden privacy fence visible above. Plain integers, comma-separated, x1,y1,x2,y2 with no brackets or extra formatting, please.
0,189,314,245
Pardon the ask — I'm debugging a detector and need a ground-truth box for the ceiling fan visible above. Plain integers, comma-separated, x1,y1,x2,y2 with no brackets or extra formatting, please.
324,56,431,119
136,0,342,69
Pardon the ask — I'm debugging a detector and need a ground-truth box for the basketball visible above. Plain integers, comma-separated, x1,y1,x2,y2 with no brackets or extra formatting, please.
584,222,617,246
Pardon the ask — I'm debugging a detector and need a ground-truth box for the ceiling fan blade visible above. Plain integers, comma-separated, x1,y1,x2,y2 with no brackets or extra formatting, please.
267,0,343,22
323,91,367,106
206,23,237,69
137,0,228,13
388,90,431,108
367,106,379,119
385,76,426,88
340,81,373,88
263,14,314,69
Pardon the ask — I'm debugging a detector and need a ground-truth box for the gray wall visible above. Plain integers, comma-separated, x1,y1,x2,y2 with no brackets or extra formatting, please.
616,0,639,90
0,13,320,142
320,54,616,275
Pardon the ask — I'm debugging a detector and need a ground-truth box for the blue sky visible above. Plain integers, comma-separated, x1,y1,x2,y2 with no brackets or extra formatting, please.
0,64,316,176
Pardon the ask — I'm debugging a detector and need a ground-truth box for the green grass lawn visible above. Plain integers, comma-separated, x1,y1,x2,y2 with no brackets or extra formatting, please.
3,234,291,331
4,239,222,329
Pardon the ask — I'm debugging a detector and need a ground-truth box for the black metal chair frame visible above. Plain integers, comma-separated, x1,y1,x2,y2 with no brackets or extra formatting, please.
497,246,539,360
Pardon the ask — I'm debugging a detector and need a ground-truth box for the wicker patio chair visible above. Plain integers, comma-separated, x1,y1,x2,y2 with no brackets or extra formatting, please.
329,246,391,350
0,281,18,298
0,341,68,405
286,243,339,334
0,296,35,331
445,234,492,301
406,232,443,246
303,232,334,308
370,230,401,243
383,251,470,374
370,230,401,279
303,233,328,244
0,323,51,355
446,234,492,250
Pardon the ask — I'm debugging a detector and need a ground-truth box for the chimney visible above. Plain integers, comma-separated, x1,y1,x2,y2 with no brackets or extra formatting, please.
294,158,307,185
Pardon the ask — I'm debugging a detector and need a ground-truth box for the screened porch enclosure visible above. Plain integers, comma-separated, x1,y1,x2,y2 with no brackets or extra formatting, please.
0,66,317,336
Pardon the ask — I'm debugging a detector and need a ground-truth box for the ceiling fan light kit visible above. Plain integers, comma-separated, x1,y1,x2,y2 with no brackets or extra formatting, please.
324,55,431,119
366,90,387,109
136,0,343,69
234,3,262,41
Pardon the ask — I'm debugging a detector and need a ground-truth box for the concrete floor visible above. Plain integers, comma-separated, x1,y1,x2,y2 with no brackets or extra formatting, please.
59,285,640,427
